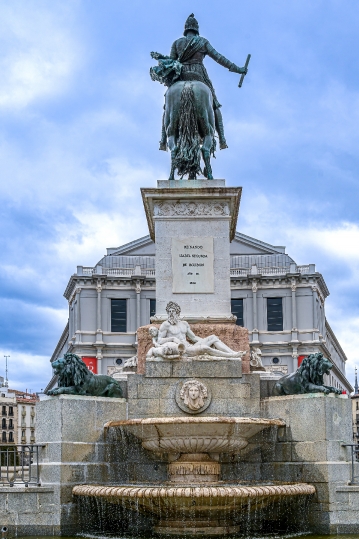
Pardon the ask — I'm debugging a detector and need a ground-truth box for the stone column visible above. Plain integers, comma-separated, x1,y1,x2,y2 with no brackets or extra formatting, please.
291,278,299,346
96,282,102,332
291,278,297,329
135,280,141,330
95,282,104,370
75,288,81,344
312,285,319,341
251,280,259,344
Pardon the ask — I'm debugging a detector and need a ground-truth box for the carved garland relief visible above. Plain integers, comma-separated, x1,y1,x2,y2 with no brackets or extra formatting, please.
154,201,230,217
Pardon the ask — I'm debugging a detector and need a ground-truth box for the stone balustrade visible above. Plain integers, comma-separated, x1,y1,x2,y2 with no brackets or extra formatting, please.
77,265,314,278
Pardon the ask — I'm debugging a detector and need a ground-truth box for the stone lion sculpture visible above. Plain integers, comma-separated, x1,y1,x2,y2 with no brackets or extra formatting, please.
47,353,123,398
272,353,342,396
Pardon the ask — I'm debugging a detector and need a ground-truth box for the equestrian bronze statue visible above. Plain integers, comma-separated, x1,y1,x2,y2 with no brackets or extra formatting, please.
150,13,250,180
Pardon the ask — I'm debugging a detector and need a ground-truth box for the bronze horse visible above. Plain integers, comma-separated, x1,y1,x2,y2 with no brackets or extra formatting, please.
164,80,215,180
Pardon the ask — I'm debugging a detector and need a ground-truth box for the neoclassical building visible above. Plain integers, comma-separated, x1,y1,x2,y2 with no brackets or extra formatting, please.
46,232,352,394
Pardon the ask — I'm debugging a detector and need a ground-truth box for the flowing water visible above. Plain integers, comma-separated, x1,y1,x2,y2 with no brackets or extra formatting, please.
15,534,359,539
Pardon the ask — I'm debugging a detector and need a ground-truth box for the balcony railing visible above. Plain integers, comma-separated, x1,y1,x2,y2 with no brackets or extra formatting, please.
81,267,155,277
231,265,313,277
78,265,313,279
342,444,359,483
0,444,43,486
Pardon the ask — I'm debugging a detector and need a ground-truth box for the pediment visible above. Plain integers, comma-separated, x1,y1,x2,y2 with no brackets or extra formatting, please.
100,232,287,261
106,235,155,256
230,232,286,256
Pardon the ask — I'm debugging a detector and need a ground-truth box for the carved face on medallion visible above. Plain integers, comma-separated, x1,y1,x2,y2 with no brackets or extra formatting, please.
180,380,208,411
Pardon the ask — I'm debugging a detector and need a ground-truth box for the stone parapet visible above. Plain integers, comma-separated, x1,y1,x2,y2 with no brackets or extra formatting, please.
127,369,260,419
0,486,58,535
32,395,127,535
260,393,354,533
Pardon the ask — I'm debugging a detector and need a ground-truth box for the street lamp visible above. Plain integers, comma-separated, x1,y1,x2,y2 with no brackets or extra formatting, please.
3,355,10,387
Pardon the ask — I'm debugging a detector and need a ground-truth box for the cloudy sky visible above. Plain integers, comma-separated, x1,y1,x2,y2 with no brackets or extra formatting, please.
0,0,358,391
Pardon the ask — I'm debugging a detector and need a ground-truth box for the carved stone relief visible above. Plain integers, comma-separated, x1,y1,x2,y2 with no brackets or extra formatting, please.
154,201,229,217
175,379,212,414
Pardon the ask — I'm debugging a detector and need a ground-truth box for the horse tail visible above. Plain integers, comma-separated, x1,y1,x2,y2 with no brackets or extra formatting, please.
174,83,201,178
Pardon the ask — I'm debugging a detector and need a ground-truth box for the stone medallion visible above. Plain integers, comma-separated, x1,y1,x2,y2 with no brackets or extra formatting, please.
175,379,212,414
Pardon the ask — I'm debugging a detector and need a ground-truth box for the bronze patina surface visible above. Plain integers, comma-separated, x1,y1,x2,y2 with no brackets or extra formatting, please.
150,14,250,179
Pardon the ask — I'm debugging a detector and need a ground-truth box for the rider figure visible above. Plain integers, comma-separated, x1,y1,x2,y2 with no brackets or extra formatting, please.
151,14,247,151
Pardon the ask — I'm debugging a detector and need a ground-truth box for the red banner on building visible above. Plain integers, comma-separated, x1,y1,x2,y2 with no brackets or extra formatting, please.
297,355,306,367
82,357,98,374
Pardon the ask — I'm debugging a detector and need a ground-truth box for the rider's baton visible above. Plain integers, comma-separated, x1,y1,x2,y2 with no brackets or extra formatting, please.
238,54,251,88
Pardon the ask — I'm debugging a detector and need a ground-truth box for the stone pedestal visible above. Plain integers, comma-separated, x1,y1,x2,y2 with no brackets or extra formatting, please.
260,393,357,534
36,395,127,535
141,179,241,323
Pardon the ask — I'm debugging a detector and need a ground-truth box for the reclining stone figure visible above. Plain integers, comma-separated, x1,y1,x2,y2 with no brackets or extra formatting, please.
146,326,185,360
149,301,246,361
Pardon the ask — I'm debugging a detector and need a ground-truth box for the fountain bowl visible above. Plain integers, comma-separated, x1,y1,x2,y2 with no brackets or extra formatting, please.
105,416,286,455
73,483,315,536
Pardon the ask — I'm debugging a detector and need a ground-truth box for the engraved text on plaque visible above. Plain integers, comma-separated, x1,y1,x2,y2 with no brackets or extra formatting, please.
172,237,214,294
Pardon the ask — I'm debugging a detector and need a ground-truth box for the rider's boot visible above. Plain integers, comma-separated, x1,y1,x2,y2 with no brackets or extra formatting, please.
202,148,214,180
214,108,228,150
168,148,177,181
159,109,167,151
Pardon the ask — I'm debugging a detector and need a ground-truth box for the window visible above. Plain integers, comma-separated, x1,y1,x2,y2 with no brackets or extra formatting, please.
231,299,244,327
150,299,156,320
9,419,13,429
111,299,127,332
8,432,13,442
115,358,123,366
22,430,25,437
267,298,283,331
357,402,359,411
272,357,280,364
2,432,6,442
2,406,6,416
8,406,13,416
2,418,6,429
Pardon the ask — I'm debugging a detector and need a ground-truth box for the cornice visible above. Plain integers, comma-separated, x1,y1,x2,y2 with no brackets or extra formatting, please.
49,321,69,363
141,186,241,242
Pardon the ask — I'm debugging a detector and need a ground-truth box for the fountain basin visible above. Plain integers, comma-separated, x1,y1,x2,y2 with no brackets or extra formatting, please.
105,416,286,454
106,416,286,483
73,483,315,536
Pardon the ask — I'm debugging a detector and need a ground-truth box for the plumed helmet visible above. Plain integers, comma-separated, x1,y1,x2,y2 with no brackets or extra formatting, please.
184,13,199,36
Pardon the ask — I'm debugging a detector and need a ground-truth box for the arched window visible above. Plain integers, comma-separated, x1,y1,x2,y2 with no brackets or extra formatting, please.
9,419,13,429
2,418,6,429
8,432,13,442
2,432,6,442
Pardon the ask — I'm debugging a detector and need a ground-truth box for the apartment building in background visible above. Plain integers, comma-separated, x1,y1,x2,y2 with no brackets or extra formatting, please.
0,382,38,445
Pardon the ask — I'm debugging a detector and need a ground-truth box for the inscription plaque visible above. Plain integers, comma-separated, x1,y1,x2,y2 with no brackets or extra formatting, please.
172,237,214,294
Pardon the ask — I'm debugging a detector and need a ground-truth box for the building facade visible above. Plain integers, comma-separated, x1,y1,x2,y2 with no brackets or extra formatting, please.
0,391,17,444
46,232,352,394
0,387,37,445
